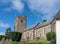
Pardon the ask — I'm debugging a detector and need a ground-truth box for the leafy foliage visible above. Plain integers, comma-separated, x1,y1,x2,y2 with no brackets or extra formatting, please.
46,32,56,41
43,20,47,22
7,32,22,42
5,27,12,35
0,35,5,40
46,32,56,44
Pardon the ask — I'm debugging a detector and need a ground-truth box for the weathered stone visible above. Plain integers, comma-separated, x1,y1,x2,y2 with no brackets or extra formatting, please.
14,10,60,40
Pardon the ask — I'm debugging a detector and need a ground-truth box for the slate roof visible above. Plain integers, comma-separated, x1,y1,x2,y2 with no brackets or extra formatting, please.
56,10,60,20
22,23,40,32
35,18,55,29
22,10,60,32
22,17,55,32
33,10,60,29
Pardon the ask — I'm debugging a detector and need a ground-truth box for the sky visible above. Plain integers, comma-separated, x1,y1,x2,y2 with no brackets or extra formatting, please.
0,0,60,34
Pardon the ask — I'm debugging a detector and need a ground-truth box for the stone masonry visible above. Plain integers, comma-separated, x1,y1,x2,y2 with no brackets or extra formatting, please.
14,10,60,40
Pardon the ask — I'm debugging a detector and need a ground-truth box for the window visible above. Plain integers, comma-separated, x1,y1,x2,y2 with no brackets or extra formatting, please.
21,20,23,22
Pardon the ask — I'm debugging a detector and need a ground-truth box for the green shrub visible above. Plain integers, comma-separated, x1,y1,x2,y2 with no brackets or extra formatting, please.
0,35,5,40
7,32,22,42
46,32,56,44
46,32,56,41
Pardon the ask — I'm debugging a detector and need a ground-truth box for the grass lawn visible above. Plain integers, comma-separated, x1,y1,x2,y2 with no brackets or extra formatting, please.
0,39,50,44
20,39,50,44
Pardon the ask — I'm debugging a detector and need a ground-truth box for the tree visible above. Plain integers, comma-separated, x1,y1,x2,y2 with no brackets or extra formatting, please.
43,20,47,22
46,32,56,44
5,27,12,35
0,35,5,40
8,32,22,42
5,27,12,39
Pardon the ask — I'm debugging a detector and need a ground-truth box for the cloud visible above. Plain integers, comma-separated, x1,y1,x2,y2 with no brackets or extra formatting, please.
10,0,24,12
0,0,60,20
57,0,60,9
0,0,25,12
27,0,57,11
0,21,10,28
27,0,59,20
0,32,5,35
0,0,9,4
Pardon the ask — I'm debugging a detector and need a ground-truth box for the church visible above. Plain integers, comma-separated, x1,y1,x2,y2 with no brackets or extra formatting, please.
14,10,60,40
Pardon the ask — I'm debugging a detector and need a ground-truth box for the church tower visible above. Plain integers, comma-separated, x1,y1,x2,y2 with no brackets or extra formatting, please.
14,16,26,32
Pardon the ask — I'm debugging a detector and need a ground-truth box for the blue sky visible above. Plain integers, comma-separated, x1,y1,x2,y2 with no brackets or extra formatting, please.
0,0,60,34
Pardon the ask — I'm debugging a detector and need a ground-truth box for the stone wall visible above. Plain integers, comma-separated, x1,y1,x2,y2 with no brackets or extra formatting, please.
21,29,34,40
21,24,52,40
51,18,56,32
35,24,51,39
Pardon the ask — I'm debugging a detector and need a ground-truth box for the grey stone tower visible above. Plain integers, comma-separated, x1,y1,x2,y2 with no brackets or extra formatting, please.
14,16,26,32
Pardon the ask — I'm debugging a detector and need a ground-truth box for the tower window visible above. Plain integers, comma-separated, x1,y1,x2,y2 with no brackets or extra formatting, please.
21,20,23,22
